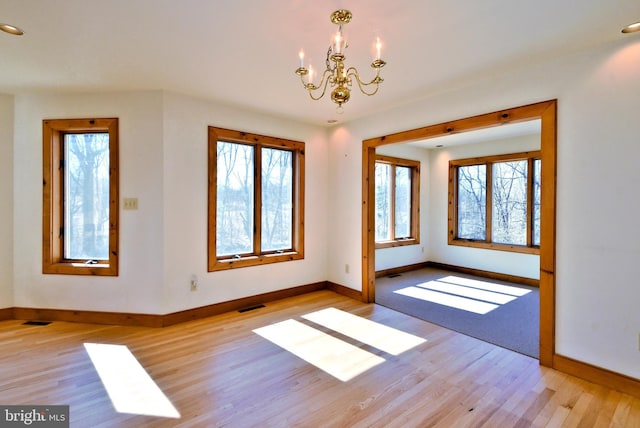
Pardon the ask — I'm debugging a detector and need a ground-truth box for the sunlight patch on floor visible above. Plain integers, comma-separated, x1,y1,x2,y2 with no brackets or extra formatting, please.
84,343,180,419
439,276,532,297
301,307,426,355
395,286,499,314
415,280,518,305
253,319,385,382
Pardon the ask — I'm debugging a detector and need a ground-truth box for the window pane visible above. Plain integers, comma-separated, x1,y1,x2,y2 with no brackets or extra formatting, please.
375,163,392,241
533,159,541,246
64,133,110,260
492,160,527,245
262,148,293,252
457,165,486,240
394,166,411,238
216,142,254,256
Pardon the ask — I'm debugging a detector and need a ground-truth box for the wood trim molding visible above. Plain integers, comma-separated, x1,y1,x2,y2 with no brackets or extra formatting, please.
0,308,13,321
161,282,326,327
375,262,430,278
425,261,539,287
13,307,164,328
326,282,363,301
554,354,640,399
9,282,330,328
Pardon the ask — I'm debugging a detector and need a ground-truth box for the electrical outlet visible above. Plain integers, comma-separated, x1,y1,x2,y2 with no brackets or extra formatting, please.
190,275,198,291
345,264,350,274
123,198,138,210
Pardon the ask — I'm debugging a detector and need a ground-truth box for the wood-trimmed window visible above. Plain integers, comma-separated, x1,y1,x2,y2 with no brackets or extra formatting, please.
208,127,305,271
374,154,420,249
43,118,119,276
449,150,541,254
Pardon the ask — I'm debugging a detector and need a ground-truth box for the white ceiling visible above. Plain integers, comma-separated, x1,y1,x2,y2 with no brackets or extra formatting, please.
1,1,638,126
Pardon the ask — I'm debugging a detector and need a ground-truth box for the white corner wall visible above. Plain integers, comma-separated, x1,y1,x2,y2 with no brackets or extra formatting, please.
13,91,166,314
429,134,540,279
11,90,331,315
331,36,640,379
0,94,14,308
161,92,330,313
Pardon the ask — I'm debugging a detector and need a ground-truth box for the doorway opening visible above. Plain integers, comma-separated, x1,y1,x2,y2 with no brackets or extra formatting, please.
361,100,557,366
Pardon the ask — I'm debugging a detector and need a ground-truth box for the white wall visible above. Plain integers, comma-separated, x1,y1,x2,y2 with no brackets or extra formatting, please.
330,36,640,379
429,134,540,279
13,91,166,314
161,92,329,313
0,94,14,308
10,90,330,315
374,144,430,272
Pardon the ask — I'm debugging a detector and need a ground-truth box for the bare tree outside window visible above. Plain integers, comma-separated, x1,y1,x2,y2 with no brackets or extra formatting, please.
43,118,119,276
394,166,411,238
450,151,541,254
533,159,541,246
64,133,110,260
375,163,391,241
492,160,527,245
208,127,304,271
216,142,254,256
457,164,486,240
374,155,420,247
262,147,293,252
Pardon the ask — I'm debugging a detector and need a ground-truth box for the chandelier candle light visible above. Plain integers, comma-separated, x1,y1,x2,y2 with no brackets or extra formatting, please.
295,10,386,113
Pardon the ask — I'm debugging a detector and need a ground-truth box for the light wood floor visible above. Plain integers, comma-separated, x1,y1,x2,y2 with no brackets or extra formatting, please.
1,290,639,427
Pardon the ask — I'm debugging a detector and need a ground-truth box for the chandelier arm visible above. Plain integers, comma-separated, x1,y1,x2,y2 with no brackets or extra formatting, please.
346,67,382,96
305,69,334,101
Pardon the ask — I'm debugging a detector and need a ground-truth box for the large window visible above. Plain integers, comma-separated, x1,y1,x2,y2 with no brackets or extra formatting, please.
208,127,304,271
43,118,119,275
374,155,420,248
449,151,541,254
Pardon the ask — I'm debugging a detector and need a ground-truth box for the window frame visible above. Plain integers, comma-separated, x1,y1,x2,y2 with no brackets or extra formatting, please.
448,150,541,255
374,154,420,249
42,118,119,276
208,126,305,271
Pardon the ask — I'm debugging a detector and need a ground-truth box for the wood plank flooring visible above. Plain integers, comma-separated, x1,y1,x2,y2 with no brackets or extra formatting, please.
0,290,638,427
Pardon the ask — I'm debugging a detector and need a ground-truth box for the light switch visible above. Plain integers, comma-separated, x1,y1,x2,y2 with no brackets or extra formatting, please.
123,198,138,210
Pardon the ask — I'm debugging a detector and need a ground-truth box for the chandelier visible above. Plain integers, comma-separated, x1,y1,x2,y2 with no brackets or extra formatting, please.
295,10,386,113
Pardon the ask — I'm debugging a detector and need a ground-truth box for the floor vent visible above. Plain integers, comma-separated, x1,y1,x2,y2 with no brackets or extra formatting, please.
23,321,52,326
388,274,402,278
238,304,265,313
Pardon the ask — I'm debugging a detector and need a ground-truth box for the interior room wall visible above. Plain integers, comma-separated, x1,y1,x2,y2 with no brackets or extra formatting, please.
160,92,330,313
332,36,640,379
13,91,166,314
10,90,331,316
374,143,430,272
0,94,14,308
428,133,541,279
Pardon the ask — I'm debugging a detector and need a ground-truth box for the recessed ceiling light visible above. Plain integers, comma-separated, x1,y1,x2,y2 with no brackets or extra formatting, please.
0,23,24,36
621,21,640,34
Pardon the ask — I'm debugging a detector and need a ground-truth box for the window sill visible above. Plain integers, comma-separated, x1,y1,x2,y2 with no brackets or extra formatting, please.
448,239,540,255
43,262,118,276
375,238,419,249
209,251,304,272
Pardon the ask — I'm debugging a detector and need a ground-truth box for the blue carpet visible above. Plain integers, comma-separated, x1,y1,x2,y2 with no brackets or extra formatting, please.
375,267,539,359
